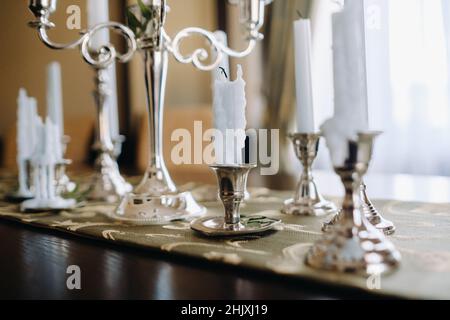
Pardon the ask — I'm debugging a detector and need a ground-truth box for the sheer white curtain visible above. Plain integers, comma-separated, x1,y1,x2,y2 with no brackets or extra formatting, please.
313,0,450,176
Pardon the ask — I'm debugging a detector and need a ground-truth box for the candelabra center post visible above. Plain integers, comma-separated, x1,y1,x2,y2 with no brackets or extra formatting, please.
93,67,114,153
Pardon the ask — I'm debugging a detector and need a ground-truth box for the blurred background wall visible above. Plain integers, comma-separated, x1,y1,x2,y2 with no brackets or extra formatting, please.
4,0,445,189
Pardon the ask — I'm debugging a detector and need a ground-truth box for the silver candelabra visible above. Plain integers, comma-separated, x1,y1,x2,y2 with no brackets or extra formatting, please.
112,0,273,225
28,0,136,203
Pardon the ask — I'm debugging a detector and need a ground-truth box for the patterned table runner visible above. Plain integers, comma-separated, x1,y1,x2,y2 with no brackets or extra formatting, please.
0,176,449,299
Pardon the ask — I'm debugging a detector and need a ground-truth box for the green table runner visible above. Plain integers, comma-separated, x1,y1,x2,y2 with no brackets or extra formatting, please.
1,177,449,300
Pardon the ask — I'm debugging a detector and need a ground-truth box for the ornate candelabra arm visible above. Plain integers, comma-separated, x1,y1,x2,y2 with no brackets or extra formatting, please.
168,0,272,71
28,1,137,68
169,27,257,71
34,27,86,50
81,23,137,68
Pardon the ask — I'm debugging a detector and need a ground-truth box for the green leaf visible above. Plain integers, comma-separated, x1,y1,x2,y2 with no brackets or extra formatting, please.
126,9,142,36
138,0,153,20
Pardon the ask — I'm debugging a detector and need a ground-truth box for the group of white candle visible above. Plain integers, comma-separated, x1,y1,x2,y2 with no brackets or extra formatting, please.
212,0,371,167
16,85,62,198
17,63,66,168
294,0,370,166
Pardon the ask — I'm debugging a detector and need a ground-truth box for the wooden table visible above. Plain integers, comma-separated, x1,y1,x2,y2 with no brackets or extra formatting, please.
1,172,448,300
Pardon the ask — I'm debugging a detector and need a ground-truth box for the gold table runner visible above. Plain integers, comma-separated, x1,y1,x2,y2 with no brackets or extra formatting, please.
0,178,449,299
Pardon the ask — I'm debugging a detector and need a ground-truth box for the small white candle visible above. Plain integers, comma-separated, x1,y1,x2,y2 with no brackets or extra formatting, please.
294,18,315,133
213,65,247,165
46,62,64,149
87,0,120,141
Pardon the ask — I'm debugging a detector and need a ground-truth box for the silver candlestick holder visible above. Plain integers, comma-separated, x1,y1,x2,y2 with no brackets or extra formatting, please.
191,164,281,237
87,65,132,203
111,0,273,224
28,0,137,203
305,132,401,275
282,133,337,216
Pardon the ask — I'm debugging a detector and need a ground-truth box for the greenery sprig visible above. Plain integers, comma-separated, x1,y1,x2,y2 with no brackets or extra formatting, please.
126,0,158,38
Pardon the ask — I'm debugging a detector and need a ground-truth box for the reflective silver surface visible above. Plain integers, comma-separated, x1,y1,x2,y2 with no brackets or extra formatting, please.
28,1,136,68
55,160,76,195
191,164,281,237
112,191,205,225
282,133,337,217
86,67,132,203
306,132,401,276
360,182,396,235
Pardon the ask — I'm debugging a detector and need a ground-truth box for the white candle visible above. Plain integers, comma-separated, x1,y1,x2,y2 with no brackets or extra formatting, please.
213,65,247,165
332,0,368,126
294,18,315,133
17,89,29,159
28,97,39,159
87,0,120,141
87,0,109,50
321,0,369,167
46,62,64,150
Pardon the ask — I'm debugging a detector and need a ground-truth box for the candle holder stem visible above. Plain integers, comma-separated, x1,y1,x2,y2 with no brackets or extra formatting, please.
191,164,280,237
86,67,132,203
306,132,401,275
282,133,337,216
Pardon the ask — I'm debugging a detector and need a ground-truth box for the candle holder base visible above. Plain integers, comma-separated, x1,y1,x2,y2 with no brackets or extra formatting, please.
282,198,337,217
111,191,206,225
282,133,337,217
306,216,401,275
361,183,396,235
191,215,281,237
86,153,132,203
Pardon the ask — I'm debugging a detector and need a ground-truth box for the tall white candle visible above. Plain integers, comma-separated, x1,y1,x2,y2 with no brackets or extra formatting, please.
17,89,29,160
87,0,120,141
294,18,315,133
46,62,64,147
213,65,247,165
28,97,39,158
321,0,369,166
332,0,368,126
17,89,26,193
87,0,109,50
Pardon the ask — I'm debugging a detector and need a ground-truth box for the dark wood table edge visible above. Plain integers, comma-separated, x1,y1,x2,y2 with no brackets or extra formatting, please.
0,218,406,300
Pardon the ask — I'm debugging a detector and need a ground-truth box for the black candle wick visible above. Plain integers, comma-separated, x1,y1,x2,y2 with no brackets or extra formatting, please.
219,67,228,79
